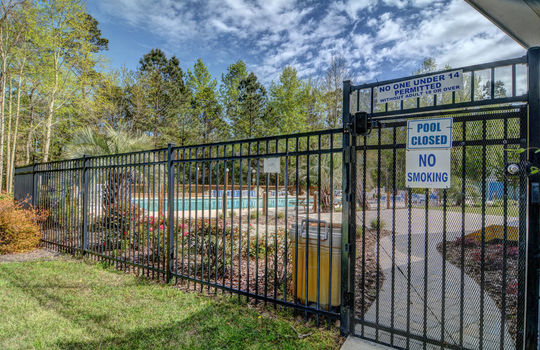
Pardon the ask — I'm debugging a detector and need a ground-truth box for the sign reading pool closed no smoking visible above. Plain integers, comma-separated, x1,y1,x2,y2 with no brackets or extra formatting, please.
406,118,452,189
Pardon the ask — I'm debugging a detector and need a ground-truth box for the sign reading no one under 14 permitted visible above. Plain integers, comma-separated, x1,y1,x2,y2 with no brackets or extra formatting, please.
376,70,463,104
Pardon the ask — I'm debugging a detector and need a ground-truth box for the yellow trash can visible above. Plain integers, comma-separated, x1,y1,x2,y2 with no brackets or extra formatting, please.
289,219,341,308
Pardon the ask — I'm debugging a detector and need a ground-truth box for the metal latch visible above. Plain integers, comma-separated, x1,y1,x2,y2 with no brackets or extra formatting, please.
353,112,373,136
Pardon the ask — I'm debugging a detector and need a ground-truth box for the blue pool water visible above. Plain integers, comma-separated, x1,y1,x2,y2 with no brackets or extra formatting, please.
133,197,302,211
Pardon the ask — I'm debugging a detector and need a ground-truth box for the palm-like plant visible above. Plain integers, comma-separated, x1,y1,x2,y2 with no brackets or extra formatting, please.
65,124,153,235
64,123,153,158
299,154,342,212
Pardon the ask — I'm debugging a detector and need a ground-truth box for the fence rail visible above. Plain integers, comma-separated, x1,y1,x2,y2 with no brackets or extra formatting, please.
16,128,345,321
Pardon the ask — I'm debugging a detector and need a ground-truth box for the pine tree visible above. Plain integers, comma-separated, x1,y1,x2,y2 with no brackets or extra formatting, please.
235,72,267,138
187,59,223,143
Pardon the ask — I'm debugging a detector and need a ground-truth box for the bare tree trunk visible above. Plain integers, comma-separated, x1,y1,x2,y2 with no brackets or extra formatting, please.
6,76,12,192
43,57,58,163
0,58,7,191
25,120,33,165
25,90,35,165
9,69,23,192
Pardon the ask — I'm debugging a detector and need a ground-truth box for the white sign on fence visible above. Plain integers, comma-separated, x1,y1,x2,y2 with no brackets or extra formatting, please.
264,157,280,173
407,118,453,150
405,117,453,189
406,149,451,189
376,70,463,104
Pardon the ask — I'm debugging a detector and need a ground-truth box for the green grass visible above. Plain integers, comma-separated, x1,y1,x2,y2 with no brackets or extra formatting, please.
0,258,340,350
417,205,519,217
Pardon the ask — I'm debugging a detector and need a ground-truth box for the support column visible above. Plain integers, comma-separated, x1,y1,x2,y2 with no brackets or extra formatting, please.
525,46,540,350
341,80,356,335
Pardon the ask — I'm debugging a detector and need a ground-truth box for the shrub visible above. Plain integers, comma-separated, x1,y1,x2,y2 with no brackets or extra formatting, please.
506,282,518,296
454,236,478,248
471,248,504,270
491,199,504,207
369,218,385,230
0,195,45,254
494,244,519,258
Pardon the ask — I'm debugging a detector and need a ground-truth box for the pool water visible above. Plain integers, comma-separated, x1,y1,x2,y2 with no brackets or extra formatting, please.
133,197,301,211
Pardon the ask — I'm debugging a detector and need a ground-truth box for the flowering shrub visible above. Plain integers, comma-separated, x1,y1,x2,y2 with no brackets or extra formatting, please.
507,246,519,258
494,244,520,258
454,236,478,248
0,195,46,254
472,248,482,262
506,282,518,296
472,248,504,270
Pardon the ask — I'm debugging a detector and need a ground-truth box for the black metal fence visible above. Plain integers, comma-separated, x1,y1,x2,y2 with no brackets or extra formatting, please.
349,107,527,350
14,52,540,350
16,130,344,321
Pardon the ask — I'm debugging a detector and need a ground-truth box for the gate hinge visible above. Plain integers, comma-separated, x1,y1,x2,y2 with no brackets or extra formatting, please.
343,291,354,308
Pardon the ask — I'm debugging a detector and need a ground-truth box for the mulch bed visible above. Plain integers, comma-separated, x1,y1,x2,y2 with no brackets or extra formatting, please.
355,228,391,316
0,248,61,263
437,238,519,343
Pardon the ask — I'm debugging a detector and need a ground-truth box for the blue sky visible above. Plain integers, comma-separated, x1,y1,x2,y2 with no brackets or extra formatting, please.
85,0,525,85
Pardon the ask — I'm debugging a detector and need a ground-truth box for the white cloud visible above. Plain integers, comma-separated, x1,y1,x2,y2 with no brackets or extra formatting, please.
93,0,525,84
383,0,407,9
376,0,524,70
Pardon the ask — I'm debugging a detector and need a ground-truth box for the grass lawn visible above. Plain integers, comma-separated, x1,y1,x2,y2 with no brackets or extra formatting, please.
414,205,519,217
0,257,340,350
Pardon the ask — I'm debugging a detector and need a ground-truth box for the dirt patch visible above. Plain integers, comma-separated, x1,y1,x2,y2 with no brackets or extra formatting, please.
0,248,61,263
437,238,519,343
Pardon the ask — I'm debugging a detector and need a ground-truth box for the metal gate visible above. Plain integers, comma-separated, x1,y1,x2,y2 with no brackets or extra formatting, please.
340,50,540,349
13,49,540,350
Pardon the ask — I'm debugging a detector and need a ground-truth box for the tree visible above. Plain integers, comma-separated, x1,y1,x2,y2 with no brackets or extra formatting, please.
136,49,188,147
235,72,267,138
187,59,223,143
220,60,247,139
0,0,26,190
321,56,348,128
269,66,310,134
35,0,106,162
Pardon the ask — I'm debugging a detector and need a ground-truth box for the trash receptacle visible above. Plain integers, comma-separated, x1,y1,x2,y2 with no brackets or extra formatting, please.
289,219,341,307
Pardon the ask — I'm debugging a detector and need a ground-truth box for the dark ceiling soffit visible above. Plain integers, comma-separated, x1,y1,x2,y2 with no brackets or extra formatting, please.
464,0,528,49
524,0,540,18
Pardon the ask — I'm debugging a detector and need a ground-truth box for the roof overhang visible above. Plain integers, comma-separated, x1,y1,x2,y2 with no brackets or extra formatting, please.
465,0,540,48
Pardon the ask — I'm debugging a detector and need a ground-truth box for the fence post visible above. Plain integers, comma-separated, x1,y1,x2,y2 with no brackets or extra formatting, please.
166,144,175,283
341,80,356,336
31,161,37,208
82,155,89,254
525,46,540,350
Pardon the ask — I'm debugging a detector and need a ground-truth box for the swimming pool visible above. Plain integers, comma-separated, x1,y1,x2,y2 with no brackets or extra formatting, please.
133,197,302,211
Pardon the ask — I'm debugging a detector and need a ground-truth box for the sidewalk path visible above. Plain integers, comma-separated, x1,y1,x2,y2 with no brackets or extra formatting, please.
360,208,515,349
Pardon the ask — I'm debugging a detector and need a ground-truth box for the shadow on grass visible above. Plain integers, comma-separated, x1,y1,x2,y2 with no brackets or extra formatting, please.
0,261,308,350
53,307,247,350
